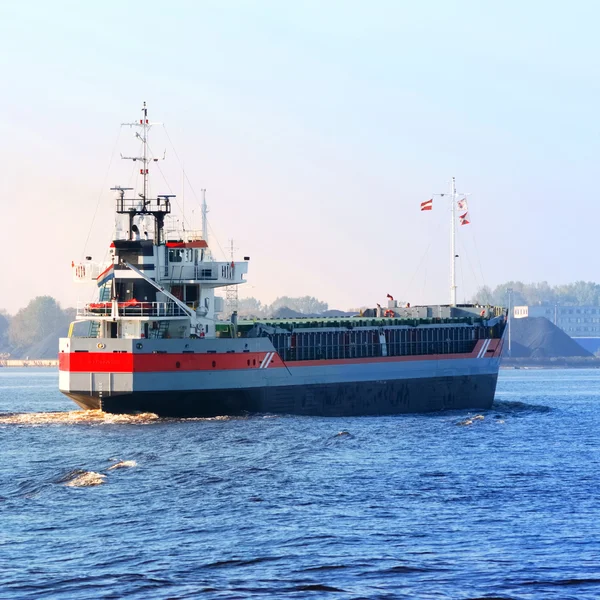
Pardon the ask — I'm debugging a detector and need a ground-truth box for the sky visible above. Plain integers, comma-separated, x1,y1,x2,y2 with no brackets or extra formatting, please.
1,0,600,313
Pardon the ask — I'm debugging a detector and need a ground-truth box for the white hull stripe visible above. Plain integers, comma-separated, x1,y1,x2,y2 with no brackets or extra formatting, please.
259,352,274,369
477,339,492,359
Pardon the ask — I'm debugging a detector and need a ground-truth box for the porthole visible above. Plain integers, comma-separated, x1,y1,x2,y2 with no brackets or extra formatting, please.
97,343,105,349
136,343,143,349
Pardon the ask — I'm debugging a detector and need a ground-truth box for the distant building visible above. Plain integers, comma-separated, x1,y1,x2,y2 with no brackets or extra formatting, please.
513,306,529,319
513,305,600,353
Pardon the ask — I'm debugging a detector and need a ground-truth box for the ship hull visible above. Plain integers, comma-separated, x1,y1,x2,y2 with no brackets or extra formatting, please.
59,336,503,417
64,372,497,417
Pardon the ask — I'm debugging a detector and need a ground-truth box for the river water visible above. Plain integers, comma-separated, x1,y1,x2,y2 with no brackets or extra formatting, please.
1,368,599,599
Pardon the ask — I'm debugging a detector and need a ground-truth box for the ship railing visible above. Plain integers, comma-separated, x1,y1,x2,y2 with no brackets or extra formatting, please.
164,229,205,242
115,198,171,214
78,301,189,318
274,340,479,362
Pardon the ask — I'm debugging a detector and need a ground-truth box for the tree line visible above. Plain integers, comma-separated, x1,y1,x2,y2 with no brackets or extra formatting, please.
0,296,74,357
3,284,599,357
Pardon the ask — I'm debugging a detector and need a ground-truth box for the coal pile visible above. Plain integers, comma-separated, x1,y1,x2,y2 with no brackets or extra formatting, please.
507,317,592,358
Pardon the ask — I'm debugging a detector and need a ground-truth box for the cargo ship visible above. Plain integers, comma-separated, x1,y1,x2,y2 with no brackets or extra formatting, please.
59,104,506,416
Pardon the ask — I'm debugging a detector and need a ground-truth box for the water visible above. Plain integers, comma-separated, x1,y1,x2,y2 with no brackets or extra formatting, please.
1,368,600,599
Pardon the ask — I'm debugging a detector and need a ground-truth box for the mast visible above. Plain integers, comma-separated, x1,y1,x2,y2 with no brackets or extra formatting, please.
450,176,457,306
201,188,209,243
118,103,173,244
142,102,148,201
121,101,156,204
434,176,466,306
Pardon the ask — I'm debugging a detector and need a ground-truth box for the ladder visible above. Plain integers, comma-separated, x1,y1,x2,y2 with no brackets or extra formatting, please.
149,320,170,339
157,320,170,339
99,283,111,302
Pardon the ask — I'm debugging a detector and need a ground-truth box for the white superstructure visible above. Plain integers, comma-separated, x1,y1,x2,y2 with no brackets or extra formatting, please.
71,103,248,341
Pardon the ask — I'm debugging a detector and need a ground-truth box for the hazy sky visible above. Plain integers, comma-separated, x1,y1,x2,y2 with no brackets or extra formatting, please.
2,1,599,313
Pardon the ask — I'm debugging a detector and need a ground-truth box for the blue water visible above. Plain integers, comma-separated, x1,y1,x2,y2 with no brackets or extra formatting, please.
1,368,600,599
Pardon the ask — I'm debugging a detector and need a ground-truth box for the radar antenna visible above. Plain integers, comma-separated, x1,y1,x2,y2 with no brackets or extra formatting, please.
113,104,174,244
120,101,163,201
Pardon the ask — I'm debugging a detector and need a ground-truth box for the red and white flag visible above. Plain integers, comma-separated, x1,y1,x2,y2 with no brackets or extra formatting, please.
421,199,433,211
457,198,468,211
459,211,470,226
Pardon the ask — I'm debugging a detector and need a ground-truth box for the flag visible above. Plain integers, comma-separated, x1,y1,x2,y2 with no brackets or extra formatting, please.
459,211,470,226
387,294,394,301
420,199,433,211
457,198,468,211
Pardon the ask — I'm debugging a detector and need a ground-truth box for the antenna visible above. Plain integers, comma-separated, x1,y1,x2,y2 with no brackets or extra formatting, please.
157,194,176,210
117,104,173,244
201,189,209,243
120,102,163,201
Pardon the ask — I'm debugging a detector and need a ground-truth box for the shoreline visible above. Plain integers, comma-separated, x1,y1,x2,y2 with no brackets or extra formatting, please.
0,360,58,368
501,357,600,369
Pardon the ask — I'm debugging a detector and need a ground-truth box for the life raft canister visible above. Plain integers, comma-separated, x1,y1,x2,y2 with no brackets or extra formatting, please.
384,309,395,318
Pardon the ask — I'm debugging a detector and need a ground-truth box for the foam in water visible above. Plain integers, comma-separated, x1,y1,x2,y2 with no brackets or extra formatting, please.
0,410,160,426
64,471,106,487
108,460,137,470
456,414,485,426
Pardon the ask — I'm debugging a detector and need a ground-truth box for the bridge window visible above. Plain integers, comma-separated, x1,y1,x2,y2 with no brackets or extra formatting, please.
169,249,183,262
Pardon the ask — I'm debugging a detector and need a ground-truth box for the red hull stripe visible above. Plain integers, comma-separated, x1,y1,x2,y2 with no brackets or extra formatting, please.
58,341,499,373
59,352,282,373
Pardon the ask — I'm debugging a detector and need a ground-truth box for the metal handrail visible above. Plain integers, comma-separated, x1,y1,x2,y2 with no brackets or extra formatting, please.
77,301,189,318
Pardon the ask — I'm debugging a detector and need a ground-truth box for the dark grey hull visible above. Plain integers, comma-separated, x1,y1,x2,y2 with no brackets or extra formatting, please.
66,373,498,417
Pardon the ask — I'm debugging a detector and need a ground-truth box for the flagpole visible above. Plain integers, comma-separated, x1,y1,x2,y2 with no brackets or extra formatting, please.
430,179,468,306
451,176,457,306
